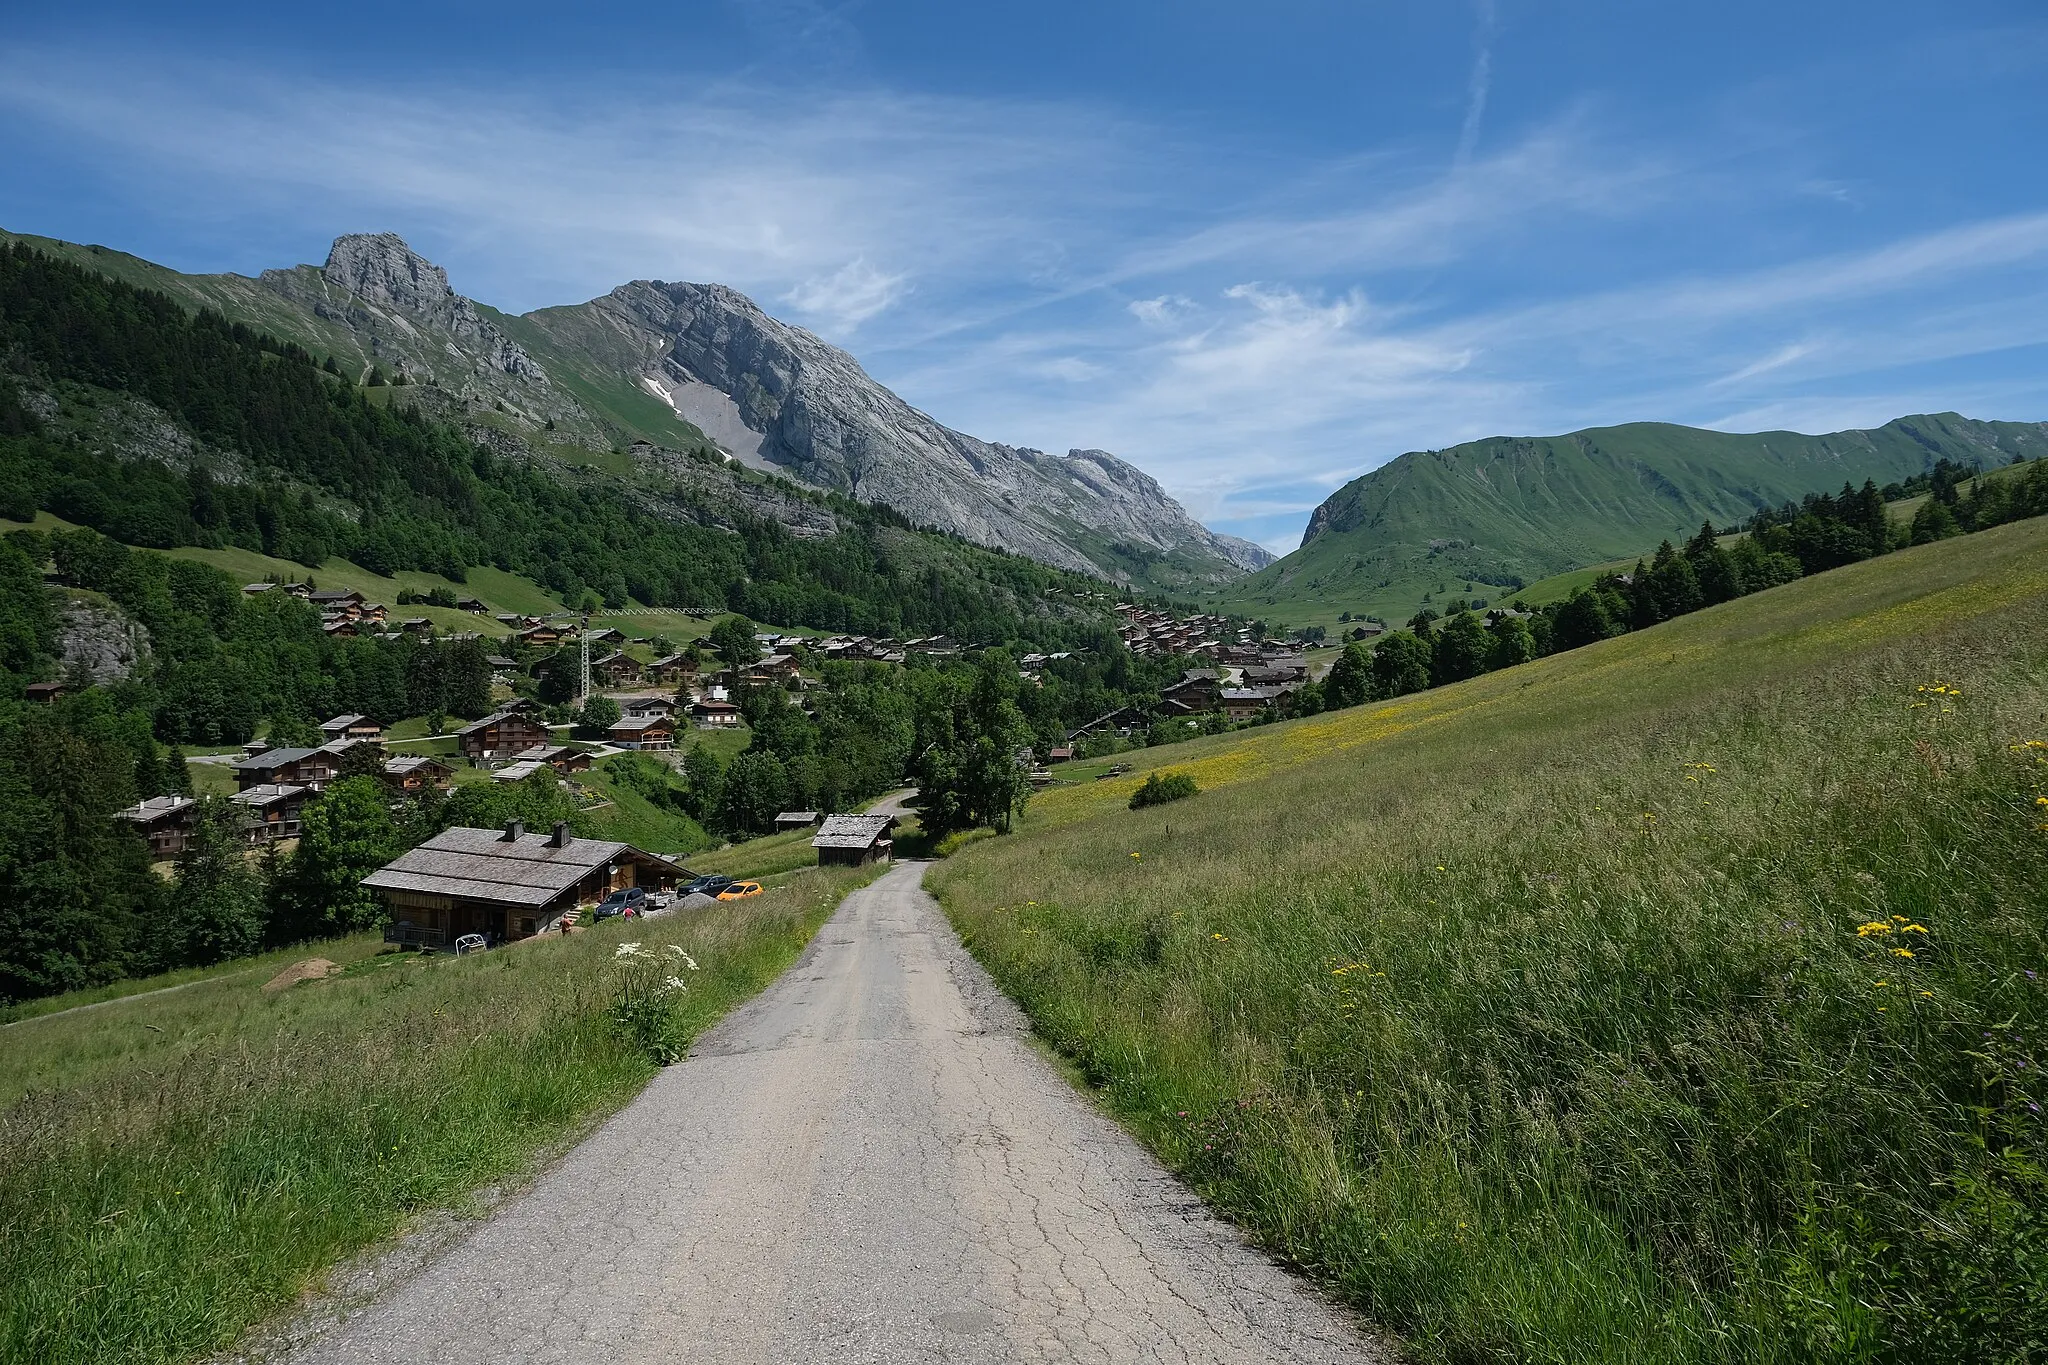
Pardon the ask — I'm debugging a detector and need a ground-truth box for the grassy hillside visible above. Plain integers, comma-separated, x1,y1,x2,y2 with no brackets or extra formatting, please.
1218,414,2048,628
0,863,881,1365
932,518,2048,1362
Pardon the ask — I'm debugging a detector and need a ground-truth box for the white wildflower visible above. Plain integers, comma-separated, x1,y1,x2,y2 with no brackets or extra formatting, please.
661,975,690,994
614,943,648,959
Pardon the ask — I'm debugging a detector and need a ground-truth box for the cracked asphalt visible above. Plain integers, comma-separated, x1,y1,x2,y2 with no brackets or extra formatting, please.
280,862,1385,1364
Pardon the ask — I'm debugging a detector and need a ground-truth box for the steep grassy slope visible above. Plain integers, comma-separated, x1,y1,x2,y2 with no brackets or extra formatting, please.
933,518,2048,1362
1218,414,2048,627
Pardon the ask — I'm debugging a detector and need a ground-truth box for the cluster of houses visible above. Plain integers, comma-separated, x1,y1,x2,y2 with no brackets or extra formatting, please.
1112,604,1246,657
1064,651,1315,743
242,583,487,641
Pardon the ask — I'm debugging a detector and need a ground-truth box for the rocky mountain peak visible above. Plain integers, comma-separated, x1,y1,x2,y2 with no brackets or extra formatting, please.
322,233,454,313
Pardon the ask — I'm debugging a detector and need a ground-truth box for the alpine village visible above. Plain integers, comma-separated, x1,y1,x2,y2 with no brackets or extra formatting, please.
5,11,2048,1363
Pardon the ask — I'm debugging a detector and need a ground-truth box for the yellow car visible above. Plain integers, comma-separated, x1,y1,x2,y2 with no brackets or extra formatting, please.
715,880,763,901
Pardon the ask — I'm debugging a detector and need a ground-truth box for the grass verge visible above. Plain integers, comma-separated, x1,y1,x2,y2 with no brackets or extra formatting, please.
0,863,878,1365
931,519,2048,1363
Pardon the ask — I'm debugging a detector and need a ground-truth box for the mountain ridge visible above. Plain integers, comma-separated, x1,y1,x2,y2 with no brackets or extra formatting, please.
0,228,1266,589
1216,412,2048,625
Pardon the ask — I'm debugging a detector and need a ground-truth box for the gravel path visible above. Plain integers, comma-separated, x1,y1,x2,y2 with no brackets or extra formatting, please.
276,862,1385,1364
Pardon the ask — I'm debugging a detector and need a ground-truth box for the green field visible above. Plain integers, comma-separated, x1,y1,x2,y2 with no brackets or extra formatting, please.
932,517,2048,1362
0,862,882,1365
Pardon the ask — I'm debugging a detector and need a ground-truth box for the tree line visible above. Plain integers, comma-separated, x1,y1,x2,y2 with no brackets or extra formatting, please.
1300,461,2048,714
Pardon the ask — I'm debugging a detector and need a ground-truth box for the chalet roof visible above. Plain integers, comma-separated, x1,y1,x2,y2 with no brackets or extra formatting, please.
690,698,740,713
457,711,540,738
812,814,897,850
321,713,369,729
363,826,680,910
514,744,579,762
611,714,671,733
116,794,196,823
243,582,275,594
486,656,518,669
385,756,450,774
235,746,319,772
232,783,307,808
777,811,820,823
308,589,365,603
492,760,546,782
1221,687,1279,703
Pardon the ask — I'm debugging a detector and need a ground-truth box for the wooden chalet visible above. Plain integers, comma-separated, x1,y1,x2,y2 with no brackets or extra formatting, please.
364,820,688,946
774,811,822,833
457,711,553,762
593,652,644,686
230,784,308,845
23,681,63,704
690,698,743,729
609,714,674,751
1161,669,1223,712
233,746,341,792
812,814,897,867
383,755,455,792
647,653,698,684
115,794,198,859
512,743,592,774
512,622,572,649
319,713,385,744
1220,687,1280,722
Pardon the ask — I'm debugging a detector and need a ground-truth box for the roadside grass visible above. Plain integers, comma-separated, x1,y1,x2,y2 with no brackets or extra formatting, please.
692,827,821,879
0,934,383,1036
577,766,716,857
0,864,878,1365
931,518,2048,1363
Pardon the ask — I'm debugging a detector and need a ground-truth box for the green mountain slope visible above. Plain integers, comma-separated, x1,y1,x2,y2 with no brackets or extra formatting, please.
1217,415,2048,625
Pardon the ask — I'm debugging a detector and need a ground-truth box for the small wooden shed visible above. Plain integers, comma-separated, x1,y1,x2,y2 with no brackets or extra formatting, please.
811,814,898,867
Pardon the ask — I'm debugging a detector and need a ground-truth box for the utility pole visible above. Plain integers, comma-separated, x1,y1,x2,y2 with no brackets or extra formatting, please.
579,630,592,705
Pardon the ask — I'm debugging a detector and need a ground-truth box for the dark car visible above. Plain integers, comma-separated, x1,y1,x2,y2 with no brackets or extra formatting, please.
592,887,649,920
680,875,733,898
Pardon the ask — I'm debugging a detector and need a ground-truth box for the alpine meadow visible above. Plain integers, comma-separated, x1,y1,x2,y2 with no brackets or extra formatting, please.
4,5,2048,1358
932,517,2048,1363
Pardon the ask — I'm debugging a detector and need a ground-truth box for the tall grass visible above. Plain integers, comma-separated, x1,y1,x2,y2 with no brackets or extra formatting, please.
932,521,2048,1362
0,865,876,1365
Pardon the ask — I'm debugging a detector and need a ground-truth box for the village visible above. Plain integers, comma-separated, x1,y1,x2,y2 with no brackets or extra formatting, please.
93,580,1327,956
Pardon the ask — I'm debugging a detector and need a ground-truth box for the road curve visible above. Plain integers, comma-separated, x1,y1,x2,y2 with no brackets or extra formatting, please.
278,862,1385,1364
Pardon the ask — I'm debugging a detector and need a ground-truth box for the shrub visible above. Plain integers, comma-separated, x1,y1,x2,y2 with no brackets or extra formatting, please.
1129,770,1199,810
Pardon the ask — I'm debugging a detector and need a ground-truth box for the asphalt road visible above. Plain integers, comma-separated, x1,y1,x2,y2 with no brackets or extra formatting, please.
277,862,1384,1364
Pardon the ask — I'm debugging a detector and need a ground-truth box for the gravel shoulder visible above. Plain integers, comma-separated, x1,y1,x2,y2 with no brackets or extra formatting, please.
268,861,1387,1364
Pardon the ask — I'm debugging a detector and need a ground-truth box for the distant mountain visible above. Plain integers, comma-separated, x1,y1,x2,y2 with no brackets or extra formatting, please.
1215,415,2048,623
0,230,1266,589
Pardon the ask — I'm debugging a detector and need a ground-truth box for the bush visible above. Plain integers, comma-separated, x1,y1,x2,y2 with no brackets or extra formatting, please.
1128,770,1199,810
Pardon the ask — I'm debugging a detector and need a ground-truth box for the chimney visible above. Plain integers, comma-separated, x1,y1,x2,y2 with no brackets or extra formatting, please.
502,819,524,842
550,821,572,849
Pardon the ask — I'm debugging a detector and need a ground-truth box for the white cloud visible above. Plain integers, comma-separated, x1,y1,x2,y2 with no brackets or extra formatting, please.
782,258,908,330
1128,294,1195,326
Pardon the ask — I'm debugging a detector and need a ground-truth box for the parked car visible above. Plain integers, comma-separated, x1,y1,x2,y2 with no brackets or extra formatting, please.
715,881,763,902
593,887,649,920
681,874,734,898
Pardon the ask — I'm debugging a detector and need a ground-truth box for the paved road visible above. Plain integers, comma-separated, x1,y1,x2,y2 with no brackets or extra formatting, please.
278,863,1384,1364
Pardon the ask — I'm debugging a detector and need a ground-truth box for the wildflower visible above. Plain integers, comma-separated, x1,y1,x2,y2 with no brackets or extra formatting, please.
666,946,700,970
1211,932,1228,942
1130,852,1141,859
1874,981,1888,987
1435,864,1446,872
1901,924,1928,934
1856,921,1893,937
1919,991,1934,998
614,942,649,959
2029,970,2039,981
1891,948,1916,959
660,975,690,993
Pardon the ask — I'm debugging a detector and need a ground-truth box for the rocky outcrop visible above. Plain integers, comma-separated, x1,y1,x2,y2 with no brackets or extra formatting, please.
58,599,147,684
564,280,1271,580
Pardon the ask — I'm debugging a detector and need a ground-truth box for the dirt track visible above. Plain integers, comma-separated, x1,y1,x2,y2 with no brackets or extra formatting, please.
277,861,1384,1364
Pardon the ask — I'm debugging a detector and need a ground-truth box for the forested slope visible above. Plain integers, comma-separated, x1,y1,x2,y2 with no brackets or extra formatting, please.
0,243,1118,645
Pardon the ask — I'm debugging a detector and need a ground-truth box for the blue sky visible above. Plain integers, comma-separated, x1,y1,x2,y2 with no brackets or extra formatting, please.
3,1,2045,552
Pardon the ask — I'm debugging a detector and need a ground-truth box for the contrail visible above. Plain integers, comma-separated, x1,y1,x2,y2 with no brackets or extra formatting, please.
1454,0,1498,168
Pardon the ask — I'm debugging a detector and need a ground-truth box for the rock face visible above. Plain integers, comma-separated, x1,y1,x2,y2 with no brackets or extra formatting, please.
564,280,1271,579
59,599,147,684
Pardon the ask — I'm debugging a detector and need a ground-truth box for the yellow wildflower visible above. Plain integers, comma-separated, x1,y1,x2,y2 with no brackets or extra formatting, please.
1856,921,1893,937
1891,947,1916,958
1902,924,1928,934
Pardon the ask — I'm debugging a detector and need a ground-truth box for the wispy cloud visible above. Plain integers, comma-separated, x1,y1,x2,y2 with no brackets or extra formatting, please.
1453,0,1498,168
